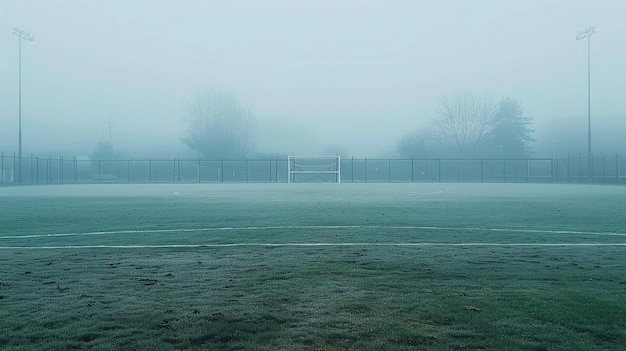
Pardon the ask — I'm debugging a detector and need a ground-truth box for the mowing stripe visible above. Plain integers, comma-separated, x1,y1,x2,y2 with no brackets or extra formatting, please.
1,242,626,249
392,190,444,196
1,225,626,240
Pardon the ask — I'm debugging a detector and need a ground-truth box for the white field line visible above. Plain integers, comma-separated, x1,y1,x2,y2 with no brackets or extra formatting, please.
1,225,626,240
1,242,626,250
0,226,364,239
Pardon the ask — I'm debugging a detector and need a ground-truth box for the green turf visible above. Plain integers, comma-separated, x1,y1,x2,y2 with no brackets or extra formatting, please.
1,183,625,350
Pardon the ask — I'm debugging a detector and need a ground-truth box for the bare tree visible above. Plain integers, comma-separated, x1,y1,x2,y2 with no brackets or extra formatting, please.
183,91,257,158
431,89,497,156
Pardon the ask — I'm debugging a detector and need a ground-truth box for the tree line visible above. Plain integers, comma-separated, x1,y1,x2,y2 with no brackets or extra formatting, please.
397,89,534,159
92,88,535,160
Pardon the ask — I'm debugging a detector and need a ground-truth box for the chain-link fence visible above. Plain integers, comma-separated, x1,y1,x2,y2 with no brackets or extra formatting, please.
1,152,625,185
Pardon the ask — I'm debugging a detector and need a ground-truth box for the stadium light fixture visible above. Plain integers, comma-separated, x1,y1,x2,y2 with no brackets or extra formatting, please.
12,27,34,184
576,26,595,180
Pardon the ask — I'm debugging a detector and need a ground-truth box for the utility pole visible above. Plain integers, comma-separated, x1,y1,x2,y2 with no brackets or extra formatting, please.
576,27,596,180
12,28,34,184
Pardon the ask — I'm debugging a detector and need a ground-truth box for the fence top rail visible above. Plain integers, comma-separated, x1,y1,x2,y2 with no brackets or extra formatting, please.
74,158,283,162
364,158,556,161
1,155,623,162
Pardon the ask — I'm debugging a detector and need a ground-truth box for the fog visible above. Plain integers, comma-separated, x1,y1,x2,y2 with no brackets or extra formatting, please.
1,0,625,158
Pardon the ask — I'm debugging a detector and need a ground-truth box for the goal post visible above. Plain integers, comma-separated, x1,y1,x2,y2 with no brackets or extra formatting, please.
287,155,341,183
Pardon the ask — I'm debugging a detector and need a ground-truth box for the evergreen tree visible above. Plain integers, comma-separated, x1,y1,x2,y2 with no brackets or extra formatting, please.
485,97,534,158
91,139,118,160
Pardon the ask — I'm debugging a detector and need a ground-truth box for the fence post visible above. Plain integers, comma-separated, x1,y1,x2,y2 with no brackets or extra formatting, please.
36,157,39,184
589,155,593,183
197,159,201,183
578,154,582,183
567,155,570,183
479,158,483,182
30,154,34,184
13,152,17,184
525,159,529,182
351,157,354,183
364,157,367,182
438,158,441,182
617,154,620,184
554,158,558,182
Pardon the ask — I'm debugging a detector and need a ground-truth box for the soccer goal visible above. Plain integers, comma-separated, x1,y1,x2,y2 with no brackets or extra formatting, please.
287,155,341,183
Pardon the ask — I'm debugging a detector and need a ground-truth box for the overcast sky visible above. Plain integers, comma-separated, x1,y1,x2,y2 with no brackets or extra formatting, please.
1,0,625,157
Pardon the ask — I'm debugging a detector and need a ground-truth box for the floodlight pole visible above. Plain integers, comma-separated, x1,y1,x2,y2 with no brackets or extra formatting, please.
12,27,34,184
577,27,595,181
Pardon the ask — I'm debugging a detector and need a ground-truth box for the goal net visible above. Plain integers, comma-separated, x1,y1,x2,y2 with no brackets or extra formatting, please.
287,155,341,183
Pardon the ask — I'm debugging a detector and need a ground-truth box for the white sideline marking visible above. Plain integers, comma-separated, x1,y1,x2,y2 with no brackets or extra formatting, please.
1,243,626,250
2,225,626,240
0,226,365,239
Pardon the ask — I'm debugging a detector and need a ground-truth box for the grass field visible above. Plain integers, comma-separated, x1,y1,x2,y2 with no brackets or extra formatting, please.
1,183,625,350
